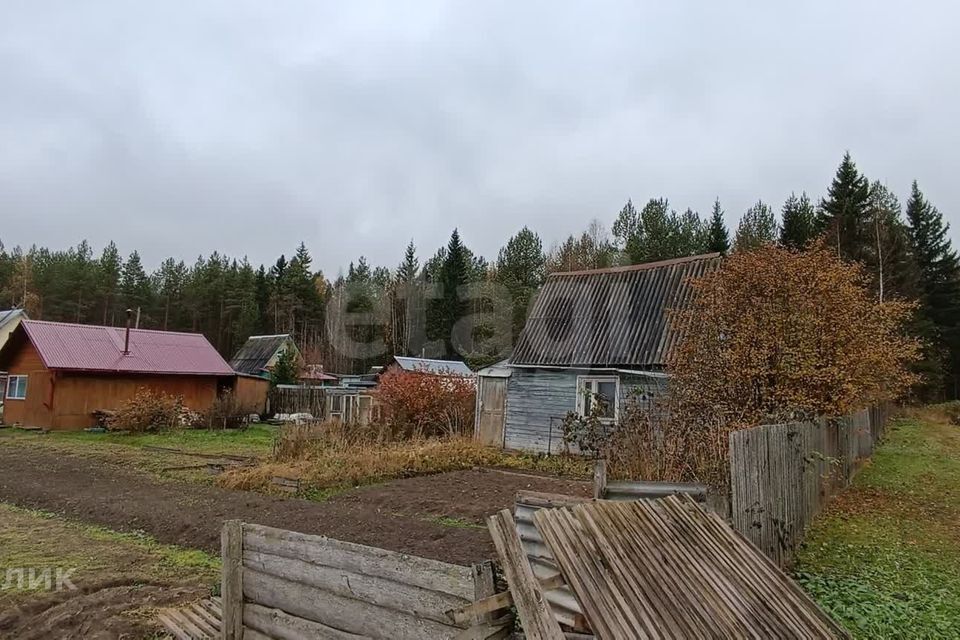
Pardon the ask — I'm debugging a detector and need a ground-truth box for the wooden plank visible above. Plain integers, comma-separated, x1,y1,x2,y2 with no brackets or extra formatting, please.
242,549,468,625
243,602,370,640
486,509,564,640
472,561,497,624
592,460,607,499
447,572,566,624
221,520,244,640
158,611,193,640
452,619,512,640
243,569,465,640
243,524,474,600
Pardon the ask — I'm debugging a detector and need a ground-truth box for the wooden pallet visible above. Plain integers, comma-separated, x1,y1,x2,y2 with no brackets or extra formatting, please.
158,597,222,639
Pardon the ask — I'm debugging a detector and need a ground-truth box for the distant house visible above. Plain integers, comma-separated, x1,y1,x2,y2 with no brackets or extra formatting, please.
0,309,27,354
298,364,339,387
476,253,721,453
0,320,236,430
229,334,300,379
383,356,473,377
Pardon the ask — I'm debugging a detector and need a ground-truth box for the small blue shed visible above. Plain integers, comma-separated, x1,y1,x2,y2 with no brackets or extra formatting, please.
475,253,721,453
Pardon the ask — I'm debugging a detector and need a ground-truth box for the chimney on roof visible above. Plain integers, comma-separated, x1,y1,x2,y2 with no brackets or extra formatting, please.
124,309,133,355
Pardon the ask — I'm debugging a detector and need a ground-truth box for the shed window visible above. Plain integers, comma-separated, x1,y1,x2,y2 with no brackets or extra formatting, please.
6,375,27,400
577,376,618,422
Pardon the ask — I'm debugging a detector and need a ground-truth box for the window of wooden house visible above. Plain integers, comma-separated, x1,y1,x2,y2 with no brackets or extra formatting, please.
576,376,619,422
5,375,27,400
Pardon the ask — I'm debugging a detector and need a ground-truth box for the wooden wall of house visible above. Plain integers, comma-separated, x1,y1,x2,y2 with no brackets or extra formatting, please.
51,374,222,429
1,339,53,427
231,375,270,415
503,368,665,454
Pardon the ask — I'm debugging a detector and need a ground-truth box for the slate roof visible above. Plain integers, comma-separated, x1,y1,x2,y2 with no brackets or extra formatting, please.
1,320,233,376
391,356,473,376
229,334,293,375
0,309,26,328
509,253,721,370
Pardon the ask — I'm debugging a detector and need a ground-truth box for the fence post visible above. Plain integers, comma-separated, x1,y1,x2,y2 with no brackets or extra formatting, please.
221,520,244,640
593,460,607,499
472,560,497,623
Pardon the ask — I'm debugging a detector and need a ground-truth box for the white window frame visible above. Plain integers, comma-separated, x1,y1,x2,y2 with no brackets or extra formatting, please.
576,375,619,423
5,375,27,400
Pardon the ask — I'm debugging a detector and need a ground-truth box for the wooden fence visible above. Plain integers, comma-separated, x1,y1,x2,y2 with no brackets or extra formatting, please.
221,521,503,640
729,405,890,567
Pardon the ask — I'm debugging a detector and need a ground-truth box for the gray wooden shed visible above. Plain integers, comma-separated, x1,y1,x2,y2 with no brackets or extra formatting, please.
475,253,720,453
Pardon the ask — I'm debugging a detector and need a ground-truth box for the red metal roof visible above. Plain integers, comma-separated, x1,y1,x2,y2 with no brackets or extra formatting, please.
19,320,234,376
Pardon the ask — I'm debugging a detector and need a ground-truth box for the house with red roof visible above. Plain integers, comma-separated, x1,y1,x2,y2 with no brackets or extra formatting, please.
0,319,238,430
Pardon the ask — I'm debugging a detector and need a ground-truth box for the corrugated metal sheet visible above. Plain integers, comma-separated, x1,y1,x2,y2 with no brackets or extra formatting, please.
392,356,473,376
534,495,848,639
510,253,721,369
229,334,293,376
20,320,233,376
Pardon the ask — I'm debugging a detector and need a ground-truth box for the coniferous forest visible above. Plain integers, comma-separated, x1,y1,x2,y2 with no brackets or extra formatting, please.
2,153,959,399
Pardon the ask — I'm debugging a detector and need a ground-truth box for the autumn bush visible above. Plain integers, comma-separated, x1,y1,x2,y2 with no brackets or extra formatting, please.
219,418,591,494
106,388,186,432
616,243,921,488
375,368,476,438
193,390,259,430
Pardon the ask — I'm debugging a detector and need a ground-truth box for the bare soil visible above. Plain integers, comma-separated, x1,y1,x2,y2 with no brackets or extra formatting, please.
0,446,588,638
0,446,588,565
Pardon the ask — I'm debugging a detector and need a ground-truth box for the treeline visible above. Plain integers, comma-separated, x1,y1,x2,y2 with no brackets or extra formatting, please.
1,152,958,397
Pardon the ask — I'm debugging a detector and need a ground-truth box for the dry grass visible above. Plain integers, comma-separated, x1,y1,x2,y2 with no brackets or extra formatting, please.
218,420,591,495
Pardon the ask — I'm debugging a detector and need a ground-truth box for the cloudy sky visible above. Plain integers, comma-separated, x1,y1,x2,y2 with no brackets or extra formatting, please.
1,1,957,275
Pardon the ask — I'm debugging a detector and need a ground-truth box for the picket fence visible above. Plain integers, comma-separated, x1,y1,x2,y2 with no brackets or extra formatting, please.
729,405,890,567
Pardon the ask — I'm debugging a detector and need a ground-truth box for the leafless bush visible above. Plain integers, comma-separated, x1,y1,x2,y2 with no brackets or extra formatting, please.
106,388,184,432
194,390,259,430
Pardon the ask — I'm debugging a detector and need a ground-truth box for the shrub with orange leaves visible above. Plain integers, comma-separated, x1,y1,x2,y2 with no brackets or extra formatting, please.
375,368,476,438
668,243,920,426
614,243,921,488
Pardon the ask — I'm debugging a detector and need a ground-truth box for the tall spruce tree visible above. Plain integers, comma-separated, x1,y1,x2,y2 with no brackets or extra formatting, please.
779,192,817,250
817,152,871,261
428,229,471,359
706,199,730,254
906,181,960,397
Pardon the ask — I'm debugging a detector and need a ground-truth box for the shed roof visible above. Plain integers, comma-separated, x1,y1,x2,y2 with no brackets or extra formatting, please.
391,356,473,376
0,308,26,328
509,253,721,369
2,320,233,376
229,334,295,375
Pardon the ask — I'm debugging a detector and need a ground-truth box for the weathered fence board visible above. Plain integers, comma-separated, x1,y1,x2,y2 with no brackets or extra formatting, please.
730,406,888,567
224,523,502,640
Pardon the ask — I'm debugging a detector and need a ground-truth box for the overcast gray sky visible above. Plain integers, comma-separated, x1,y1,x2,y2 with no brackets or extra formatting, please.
1,1,958,275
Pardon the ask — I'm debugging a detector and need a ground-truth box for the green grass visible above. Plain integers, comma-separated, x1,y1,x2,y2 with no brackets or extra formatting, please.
0,503,218,604
794,417,960,639
43,423,278,456
424,515,485,529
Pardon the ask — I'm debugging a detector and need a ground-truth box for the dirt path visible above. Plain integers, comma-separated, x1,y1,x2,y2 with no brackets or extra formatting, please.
0,447,588,566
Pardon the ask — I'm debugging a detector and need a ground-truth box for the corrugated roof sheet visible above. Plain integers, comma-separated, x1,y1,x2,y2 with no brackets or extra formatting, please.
15,320,233,376
229,334,293,375
0,309,26,328
392,356,473,376
510,253,721,369
533,495,847,639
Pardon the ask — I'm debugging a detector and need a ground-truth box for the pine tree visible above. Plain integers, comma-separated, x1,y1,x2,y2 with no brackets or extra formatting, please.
120,250,151,321
734,201,779,251
495,227,546,344
706,199,730,254
817,152,871,261
97,241,122,324
906,181,960,397
270,345,300,386
779,192,817,250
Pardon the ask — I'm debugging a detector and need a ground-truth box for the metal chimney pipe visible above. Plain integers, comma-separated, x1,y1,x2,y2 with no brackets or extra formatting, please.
124,308,133,355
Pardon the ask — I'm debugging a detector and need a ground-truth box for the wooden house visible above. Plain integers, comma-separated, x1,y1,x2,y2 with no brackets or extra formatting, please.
475,253,721,453
0,319,236,430
229,334,299,379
